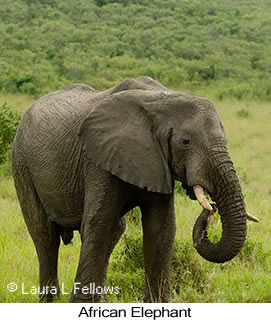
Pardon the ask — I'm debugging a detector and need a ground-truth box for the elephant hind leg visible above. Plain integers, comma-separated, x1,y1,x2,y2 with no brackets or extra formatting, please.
13,168,60,302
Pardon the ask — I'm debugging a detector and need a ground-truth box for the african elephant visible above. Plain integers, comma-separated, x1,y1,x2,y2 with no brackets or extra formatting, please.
12,76,255,303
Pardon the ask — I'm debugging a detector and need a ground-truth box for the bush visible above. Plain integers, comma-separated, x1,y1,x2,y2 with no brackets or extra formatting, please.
171,239,208,295
237,109,250,119
1,0,271,99
109,225,209,301
0,103,20,165
108,232,145,301
237,238,271,269
174,182,187,196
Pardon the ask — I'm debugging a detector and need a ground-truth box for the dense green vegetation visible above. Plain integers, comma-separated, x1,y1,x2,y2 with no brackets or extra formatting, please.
1,0,271,99
0,103,20,176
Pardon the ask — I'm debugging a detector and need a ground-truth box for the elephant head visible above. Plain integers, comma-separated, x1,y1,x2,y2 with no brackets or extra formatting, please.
79,89,256,263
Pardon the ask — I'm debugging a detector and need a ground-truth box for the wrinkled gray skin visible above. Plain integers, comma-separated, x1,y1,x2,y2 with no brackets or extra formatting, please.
12,77,247,303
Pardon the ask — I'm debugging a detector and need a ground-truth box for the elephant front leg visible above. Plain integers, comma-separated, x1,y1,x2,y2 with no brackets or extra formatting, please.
141,193,176,302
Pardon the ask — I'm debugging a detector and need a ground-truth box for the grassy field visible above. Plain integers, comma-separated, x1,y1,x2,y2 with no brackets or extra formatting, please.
0,92,270,303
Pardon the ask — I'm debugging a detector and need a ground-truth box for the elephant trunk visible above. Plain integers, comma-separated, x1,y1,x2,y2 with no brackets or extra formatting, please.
192,146,247,263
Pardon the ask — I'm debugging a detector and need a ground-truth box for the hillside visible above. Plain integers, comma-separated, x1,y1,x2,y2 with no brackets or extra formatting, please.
0,0,271,99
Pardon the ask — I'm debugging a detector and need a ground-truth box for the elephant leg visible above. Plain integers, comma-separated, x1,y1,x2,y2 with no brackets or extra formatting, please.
35,224,60,303
141,193,176,302
13,171,60,302
104,216,126,274
70,186,125,303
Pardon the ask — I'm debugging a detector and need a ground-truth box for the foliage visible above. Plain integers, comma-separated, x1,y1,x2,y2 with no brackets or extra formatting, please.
0,0,271,99
171,239,208,296
108,209,145,302
237,109,250,119
174,182,187,196
0,103,20,166
238,238,271,269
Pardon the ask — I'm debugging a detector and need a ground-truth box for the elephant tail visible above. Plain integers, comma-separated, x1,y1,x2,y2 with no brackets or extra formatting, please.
59,227,74,245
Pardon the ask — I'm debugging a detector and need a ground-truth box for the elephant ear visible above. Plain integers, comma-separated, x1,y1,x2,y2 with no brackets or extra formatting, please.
78,91,172,194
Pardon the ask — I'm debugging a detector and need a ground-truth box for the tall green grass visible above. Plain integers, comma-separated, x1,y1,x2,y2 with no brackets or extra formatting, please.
0,94,270,302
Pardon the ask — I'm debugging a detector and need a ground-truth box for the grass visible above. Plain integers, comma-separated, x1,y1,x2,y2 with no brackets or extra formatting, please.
0,92,270,303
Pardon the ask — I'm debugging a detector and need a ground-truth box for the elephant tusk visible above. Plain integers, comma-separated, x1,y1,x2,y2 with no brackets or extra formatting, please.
247,212,259,223
193,185,213,212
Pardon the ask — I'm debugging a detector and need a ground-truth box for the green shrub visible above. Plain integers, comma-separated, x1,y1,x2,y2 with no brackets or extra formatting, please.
118,234,144,271
237,109,250,119
108,233,145,301
238,238,271,269
171,239,208,295
109,227,209,301
0,103,20,165
126,207,141,226
1,0,271,99
174,182,187,196
0,148,14,177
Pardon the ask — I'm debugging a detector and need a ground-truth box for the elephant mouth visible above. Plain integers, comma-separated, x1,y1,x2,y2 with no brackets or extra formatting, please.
181,182,197,200
182,182,215,212
177,167,206,202
174,166,198,200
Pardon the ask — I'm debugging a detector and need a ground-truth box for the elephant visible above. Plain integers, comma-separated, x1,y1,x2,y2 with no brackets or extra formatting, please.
11,76,257,303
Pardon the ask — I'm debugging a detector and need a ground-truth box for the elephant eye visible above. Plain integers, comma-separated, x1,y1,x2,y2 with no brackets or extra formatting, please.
182,139,190,147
